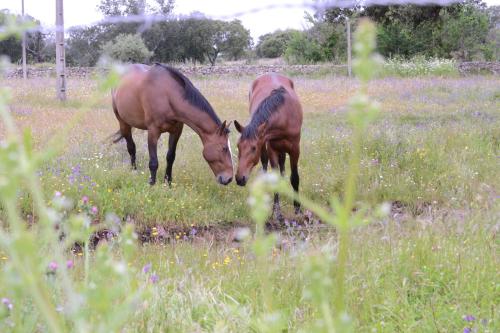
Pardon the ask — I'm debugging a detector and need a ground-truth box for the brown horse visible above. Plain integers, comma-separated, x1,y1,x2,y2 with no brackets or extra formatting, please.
112,63,233,186
234,73,303,219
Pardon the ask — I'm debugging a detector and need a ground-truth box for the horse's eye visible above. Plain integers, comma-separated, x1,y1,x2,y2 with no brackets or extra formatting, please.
251,146,256,152
222,146,229,153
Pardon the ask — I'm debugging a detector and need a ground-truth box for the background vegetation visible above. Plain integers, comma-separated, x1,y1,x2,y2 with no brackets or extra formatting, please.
1,0,499,66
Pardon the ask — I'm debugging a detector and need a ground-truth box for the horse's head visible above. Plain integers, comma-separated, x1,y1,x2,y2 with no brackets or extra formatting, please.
234,120,267,186
203,121,234,185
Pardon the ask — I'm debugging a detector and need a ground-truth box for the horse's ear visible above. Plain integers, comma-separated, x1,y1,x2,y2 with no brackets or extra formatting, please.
218,120,227,136
257,122,267,138
234,120,244,133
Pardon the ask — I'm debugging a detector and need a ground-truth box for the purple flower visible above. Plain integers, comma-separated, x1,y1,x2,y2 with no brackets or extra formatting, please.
150,274,159,284
48,261,58,271
463,315,476,322
82,196,89,204
463,328,472,333
91,206,98,215
66,260,74,269
55,191,62,197
142,263,152,274
1,298,13,310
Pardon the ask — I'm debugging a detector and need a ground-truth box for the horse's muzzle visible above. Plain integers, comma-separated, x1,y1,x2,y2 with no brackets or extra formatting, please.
218,175,232,186
235,176,247,187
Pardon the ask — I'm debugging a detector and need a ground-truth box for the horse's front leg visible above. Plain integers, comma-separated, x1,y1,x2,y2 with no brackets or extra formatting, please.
260,144,269,172
165,123,183,186
267,147,284,222
147,128,161,185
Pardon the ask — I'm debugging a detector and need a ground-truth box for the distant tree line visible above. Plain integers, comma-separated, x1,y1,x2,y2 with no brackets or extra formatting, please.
0,0,252,67
0,0,499,66
257,0,499,63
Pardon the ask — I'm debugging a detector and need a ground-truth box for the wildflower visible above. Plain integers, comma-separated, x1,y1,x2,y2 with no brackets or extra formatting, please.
91,206,98,215
463,328,472,333
463,315,476,322
150,274,159,284
142,263,152,274
1,298,13,310
48,261,58,272
55,191,62,197
151,227,158,236
82,196,89,204
66,260,74,269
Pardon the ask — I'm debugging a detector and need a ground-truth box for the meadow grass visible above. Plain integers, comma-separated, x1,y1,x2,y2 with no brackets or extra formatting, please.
1,75,498,228
0,74,499,331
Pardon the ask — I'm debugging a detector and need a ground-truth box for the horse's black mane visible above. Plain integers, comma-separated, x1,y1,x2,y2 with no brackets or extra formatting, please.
242,86,287,140
155,63,227,132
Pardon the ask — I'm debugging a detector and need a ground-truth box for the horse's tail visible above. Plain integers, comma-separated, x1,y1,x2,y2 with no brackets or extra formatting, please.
109,130,124,143
108,90,124,143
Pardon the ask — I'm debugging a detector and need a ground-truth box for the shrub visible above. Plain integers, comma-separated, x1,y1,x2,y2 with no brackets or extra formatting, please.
380,56,458,77
284,31,324,64
101,33,153,63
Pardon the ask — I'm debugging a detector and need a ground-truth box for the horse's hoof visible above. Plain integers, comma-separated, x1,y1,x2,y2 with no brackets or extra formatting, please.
295,207,302,215
273,211,284,223
149,179,156,186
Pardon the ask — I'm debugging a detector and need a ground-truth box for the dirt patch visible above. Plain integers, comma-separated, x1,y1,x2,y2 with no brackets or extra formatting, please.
85,201,441,247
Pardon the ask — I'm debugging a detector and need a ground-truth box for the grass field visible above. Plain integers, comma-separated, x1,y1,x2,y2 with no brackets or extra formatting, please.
1,73,499,331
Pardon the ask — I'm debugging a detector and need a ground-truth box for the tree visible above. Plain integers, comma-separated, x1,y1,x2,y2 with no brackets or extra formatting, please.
101,33,153,62
0,10,51,64
256,30,296,58
206,19,252,65
284,31,323,64
67,25,108,66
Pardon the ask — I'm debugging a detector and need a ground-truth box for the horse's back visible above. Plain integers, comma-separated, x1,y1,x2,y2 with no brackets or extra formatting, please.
250,73,302,140
250,73,300,111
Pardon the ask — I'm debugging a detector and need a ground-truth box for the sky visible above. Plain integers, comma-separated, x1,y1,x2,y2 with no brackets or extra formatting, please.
1,0,500,40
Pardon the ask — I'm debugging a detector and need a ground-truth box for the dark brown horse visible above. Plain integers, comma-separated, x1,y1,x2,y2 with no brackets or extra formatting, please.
112,63,233,186
234,73,303,219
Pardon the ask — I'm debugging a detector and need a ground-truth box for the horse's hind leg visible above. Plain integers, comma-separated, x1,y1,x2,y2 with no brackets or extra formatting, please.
147,128,161,186
119,122,136,169
289,147,301,214
165,123,183,186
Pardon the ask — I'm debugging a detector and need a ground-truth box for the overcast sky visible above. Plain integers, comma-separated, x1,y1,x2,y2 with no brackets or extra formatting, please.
1,0,499,40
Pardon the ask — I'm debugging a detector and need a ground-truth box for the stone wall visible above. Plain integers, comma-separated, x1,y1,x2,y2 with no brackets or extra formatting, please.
457,62,500,75
3,64,345,79
4,62,499,79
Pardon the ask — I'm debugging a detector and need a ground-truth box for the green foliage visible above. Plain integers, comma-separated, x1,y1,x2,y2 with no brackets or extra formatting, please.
0,20,149,331
0,10,51,64
101,33,153,63
284,31,324,64
296,1,497,63
440,3,490,60
255,30,297,58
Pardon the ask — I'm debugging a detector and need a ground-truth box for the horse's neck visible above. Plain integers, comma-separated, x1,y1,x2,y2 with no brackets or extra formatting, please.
175,106,218,143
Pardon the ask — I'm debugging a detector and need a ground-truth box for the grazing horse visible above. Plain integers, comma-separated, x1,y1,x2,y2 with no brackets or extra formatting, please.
234,73,303,219
112,63,233,186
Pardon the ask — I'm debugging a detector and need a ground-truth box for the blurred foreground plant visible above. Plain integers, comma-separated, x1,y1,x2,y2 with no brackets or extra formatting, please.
0,17,146,332
248,19,384,333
